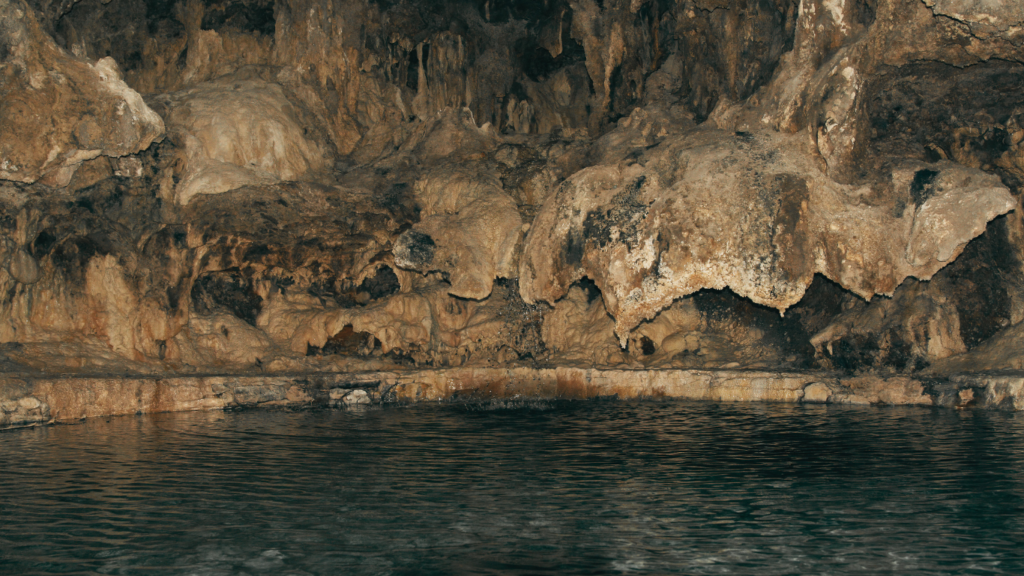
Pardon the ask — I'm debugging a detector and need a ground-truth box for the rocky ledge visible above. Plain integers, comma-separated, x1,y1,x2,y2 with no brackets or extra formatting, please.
3,368,1022,430
2,0,1024,421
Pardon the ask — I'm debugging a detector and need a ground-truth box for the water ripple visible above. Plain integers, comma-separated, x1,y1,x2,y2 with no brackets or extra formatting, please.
2,401,1024,575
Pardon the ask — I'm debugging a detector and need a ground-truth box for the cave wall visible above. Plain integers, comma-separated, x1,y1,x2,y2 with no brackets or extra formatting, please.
0,0,1023,380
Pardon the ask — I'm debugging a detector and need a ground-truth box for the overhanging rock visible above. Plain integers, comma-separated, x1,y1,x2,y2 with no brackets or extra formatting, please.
519,126,1015,345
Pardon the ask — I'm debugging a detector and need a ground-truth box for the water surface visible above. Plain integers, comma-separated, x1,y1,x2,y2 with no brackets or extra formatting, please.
2,400,1024,575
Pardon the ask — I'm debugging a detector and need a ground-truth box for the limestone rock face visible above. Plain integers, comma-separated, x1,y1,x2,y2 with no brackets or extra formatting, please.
811,278,968,372
520,126,1014,344
0,0,1023,402
541,285,626,366
393,165,523,300
923,0,1024,38
0,0,164,186
150,72,332,204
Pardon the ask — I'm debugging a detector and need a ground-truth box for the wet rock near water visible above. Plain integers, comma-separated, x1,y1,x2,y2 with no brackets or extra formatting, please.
1,0,1024,416
4,366,1024,430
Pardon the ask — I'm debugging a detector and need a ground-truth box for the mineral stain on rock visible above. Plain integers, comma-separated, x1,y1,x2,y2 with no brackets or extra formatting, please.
910,169,939,206
581,175,650,250
394,230,436,270
191,272,263,326
0,0,1023,416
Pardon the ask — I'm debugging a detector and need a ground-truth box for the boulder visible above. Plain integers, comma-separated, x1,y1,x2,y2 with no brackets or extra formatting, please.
393,165,523,300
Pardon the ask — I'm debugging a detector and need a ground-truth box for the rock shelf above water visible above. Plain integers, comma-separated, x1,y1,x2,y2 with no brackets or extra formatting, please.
3,367,1024,430
2,0,1024,418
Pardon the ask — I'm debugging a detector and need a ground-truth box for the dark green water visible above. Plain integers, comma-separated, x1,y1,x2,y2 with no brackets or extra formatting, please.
2,400,1024,575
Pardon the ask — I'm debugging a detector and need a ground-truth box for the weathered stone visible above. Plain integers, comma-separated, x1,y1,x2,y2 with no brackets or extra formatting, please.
393,162,523,300
0,0,164,186
520,127,1013,344
0,0,1022,419
802,382,832,403
151,73,332,205
17,395,40,409
342,389,370,405
6,248,39,284
923,0,1024,37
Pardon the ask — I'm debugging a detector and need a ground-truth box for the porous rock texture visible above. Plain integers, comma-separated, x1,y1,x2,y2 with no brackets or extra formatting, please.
519,124,1013,344
0,0,165,186
2,0,1024,421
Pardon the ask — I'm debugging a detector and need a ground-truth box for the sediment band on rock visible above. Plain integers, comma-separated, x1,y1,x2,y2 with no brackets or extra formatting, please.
1,0,1023,421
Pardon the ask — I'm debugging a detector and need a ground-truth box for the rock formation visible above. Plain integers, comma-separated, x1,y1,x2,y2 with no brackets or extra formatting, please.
1,0,1023,412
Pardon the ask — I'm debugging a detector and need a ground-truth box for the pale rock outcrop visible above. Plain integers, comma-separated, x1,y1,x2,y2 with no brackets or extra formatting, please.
151,73,332,204
931,321,1024,373
1,0,1023,411
627,299,704,364
541,285,626,366
713,0,1024,182
0,0,164,186
393,165,523,299
352,107,498,166
520,125,1014,345
364,109,525,302
259,287,434,358
923,0,1024,39
185,312,273,367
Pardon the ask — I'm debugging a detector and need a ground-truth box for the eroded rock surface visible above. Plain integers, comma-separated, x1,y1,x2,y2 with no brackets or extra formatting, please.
150,71,333,204
0,0,164,186
520,126,1013,343
0,0,1023,414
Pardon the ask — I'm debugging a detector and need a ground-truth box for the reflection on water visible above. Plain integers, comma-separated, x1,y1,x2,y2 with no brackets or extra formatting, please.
2,400,1024,575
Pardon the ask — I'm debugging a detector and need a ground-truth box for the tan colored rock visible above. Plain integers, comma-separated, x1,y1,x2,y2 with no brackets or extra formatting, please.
186,312,272,368
714,0,1024,181
923,0,1024,38
812,278,967,370
5,247,38,284
4,365,1024,431
931,321,1024,373
152,74,331,205
342,389,370,405
541,286,625,365
0,0,164,186
802,382,833,403
628,299,703,361
259,288,433,358
838,376,933,406
393,165,523,300
520,126,1013,345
